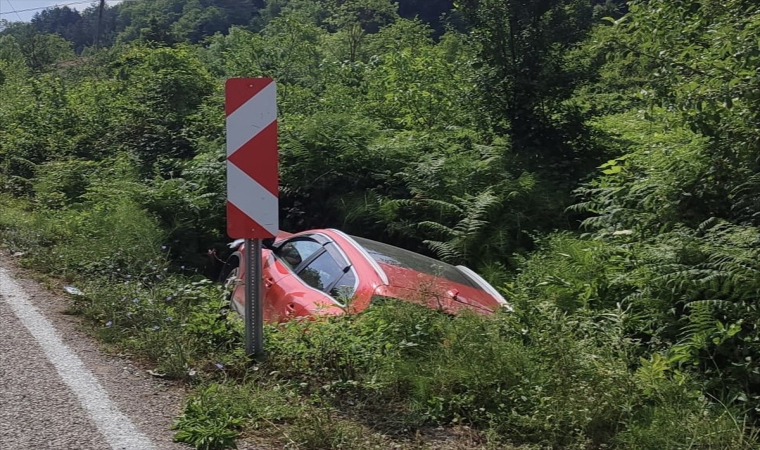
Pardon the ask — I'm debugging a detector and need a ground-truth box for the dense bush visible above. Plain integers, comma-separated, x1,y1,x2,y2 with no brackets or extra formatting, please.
169,298,752,449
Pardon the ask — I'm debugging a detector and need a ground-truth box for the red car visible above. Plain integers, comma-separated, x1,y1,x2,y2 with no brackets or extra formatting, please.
221,229,510,322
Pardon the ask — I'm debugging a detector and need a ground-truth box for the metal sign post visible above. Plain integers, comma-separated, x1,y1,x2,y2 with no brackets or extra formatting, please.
244,239,265,357
225,78,278,360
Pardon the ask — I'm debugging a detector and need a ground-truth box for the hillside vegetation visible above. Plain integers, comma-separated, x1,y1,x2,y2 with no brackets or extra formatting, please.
1,0,759,448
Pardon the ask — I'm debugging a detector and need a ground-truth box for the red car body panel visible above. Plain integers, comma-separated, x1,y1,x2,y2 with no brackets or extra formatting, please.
232,250,344,322
375,263,500,314
227,229,508,322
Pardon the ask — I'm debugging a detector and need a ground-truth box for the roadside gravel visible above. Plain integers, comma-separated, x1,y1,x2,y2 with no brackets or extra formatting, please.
0,253,189,450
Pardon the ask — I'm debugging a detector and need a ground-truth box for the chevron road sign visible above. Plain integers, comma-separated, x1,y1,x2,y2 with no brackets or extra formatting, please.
226,78,278,358
226,78,278,239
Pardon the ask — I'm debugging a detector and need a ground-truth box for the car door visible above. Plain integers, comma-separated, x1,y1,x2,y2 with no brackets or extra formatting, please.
266,237,358,320
263,238,323,321
229,237,322,319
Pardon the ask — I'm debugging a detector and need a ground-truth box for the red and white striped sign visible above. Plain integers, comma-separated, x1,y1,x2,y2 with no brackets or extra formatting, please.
225,78,278,239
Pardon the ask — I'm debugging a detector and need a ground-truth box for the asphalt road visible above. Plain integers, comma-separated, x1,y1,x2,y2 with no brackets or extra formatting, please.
0,259,187,450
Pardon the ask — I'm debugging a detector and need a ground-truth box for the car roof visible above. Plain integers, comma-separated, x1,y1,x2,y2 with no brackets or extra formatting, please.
348,235,482,290
329,230,508,309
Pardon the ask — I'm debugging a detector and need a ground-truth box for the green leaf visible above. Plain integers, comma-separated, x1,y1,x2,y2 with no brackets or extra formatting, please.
602,165,623,175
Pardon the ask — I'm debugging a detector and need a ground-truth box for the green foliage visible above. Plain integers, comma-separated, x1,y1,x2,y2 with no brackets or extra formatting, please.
565,64,760,407
33,159,100,208
173,380,310,449
364,24,478,130
211,16,327,86
572,109,717,232
286,412,383,449
110,45,214,171
456,0,600,177
0,26,75,71
601,0,760,218
512,221,760,424
0,161,167,280
3,0,760,447
115,0,260,45
173,384,244,450
253,299,754,448
347,138,566,268
620,1,760,142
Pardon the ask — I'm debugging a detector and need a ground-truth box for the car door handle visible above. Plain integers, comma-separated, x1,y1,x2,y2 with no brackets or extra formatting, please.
263,277,275,288
286,303,296,315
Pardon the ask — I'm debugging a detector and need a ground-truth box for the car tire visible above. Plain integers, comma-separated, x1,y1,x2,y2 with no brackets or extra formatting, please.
219,257,240,315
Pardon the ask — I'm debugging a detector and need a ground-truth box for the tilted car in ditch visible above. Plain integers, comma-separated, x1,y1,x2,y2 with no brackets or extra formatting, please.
220,229,511,322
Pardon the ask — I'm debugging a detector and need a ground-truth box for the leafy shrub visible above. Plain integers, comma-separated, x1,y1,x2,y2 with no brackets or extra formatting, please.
287,411,383,450
33,159,100,209
0,195,60,254
173,384,244,450
572,109,718,233
257,298,753,448
174,381,305,450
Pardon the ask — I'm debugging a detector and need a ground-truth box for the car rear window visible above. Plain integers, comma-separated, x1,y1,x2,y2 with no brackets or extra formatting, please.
350,236,482,290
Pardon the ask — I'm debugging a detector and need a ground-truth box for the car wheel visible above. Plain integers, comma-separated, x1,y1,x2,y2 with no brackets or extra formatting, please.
220,261,240,315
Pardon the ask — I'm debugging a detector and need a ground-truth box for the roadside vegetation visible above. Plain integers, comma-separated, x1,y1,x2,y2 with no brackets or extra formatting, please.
1,0,759,448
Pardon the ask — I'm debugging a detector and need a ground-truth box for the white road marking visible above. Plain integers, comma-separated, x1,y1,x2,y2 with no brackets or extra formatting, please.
0,268,157,450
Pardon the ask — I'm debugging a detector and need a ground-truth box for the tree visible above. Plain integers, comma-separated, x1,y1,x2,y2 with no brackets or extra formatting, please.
172,0,228,43
323,0,399,61
605,0,760,223
31,7,84,48
0,24,75,71
397,0,455,34
25,4,121,52
457,0,597,177
364,20,477,130
109,46,215,171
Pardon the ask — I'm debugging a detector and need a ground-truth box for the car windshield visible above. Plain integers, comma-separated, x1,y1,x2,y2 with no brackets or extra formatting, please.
350,236,482,290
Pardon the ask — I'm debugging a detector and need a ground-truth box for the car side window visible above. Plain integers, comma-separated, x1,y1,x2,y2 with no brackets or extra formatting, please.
297,252,345,294
276,239,322,270
330,271,356,300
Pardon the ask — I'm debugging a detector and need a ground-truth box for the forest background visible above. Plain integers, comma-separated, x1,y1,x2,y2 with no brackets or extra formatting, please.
1,0,760,449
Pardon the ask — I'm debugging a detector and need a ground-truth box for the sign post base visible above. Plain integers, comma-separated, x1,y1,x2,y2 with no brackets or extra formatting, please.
244,239,265,359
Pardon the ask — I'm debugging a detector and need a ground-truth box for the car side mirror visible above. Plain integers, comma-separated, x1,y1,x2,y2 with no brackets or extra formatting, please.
262,237,275,249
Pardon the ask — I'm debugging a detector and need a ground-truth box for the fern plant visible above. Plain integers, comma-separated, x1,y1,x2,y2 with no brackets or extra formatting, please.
419,189,499,263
